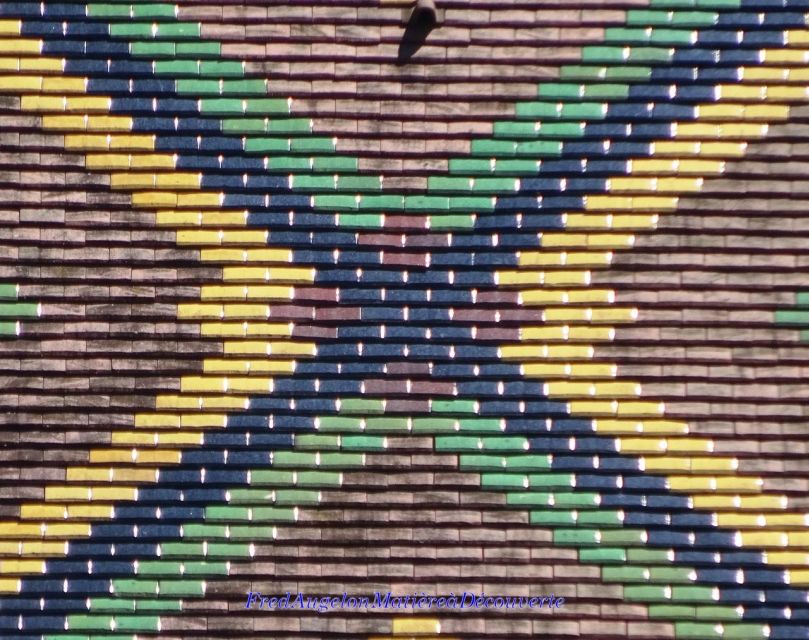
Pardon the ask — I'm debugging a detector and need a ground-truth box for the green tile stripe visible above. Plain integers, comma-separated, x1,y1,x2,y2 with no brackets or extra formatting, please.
0,283,36,337
51,396,770,639
775,292,809,341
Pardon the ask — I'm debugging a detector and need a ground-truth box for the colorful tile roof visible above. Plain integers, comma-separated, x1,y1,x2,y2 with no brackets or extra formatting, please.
1,0,809,638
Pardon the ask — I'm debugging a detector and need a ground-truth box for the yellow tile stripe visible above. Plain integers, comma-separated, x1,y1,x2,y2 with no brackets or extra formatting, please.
499,76,809,563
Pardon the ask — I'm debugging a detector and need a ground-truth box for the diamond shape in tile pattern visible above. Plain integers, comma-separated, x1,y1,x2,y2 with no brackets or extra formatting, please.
1,1,809,639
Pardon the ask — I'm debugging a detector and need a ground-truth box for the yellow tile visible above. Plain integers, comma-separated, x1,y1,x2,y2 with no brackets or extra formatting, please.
631,159,676,174
564,213,611,229
177,303,223,319
668,476,713,492
677,159,724,175
65,134,108,150
45,486,91,502
741,531,788,548
42,523,91,538
111,468,158,483
111,431,155,445
767,86,809,101
566,251,610,267
691,495,735,509
0,38,41,54
66,505,114,519
242,359,295,374
744,104,789,121
590,307,635,323
268,266,315,282
545,270,589,286
156,172,200,189
787,532,809,547
204,359,249,374
520,326,565,340
717,84,766,100
176,192,221,207
20,504,63,519
20,57,63,73
130,153,175,169
109,134,153,151
89,449,133,463
619,438,665,454
654,140,699,156
570,363,614,378
201,210,246,226
699,142,745,157
0,560,44,574
762,49,807,64
609,177,655,192
65,96,111,112
66,467,110,482
698,104,744,120
657,177,701,193
522,363,567,377
594,381,639,397
611,214,658,230
159,431,206,444
42,114,85,130
739,494,787,510
92,486,136,501
202,396,248,410
22,541,65,556
715,476,761,493
519,290,565,305
546,381,594,397
540,233,587,248
223,303,269,319
201,284,246,300
787,29,809,45
87,116,132,131
132,191,178,207
0,20,21,36
742,66,787,81
156,210,200,226
0,542,18,554
391,618,441,635
178,414,224,429
691,456,737,473
178,229,222,245
156,395,201,410
715,512,758,528
181,376,227,393
135,413,180,429
41,76,85,93
616,401,664,417
110,173,155,189
201,249,245,262
246,248,295,263
643,456,690,473
138,450,181,465
221,230,269,245
223,266,266,281
0,579,19,593
0,57,18,71
519,251,563,267
247,285,293,300
2,75,42,91
594,418,640,434
200,322,246,337
86,153,130,170
665,438,712,454
788,570,809,585
569,289,613,304
227,377,274,393
769,552,809,566
766,513,805,527
0,523,42,539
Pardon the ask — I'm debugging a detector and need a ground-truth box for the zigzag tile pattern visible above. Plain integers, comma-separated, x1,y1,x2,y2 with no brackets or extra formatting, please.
2,1,809,639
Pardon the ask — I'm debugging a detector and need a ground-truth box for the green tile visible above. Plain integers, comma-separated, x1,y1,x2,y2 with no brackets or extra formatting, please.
404,195,449,211
514,140,562,156
605,66,651,82
472,177,517,192
430,215,475,230
432,399,476,413
604,27,651,44
252,507,295,522
357,194,404,210
673,623,721,639
182,524,227,539
297,470,342,487
602,565,648,582
623,585,668,602
156,22,201,39
648,604,696,619
560,65,605,82
132,3,176,18
581,46,624,63
458,418,500,432
553,528,598,546
528,472,572,487
200,98,244,115
493,159,538,174
317,416,362,432
155,59,198,75
538,122,584,138
67,616,113,632
776,310,809,325
626,9,672,25
177,79,219,95
694,605,741,621
0,321,17,336
470,139,516,156
504,454,551,471
205,505,250,521
319,452,363,468
267,156,309,171
627,548,670,564
507,492,551,507
493,121,537,138
206,542,250,558
176,41,221,57
649,0,695,5
222,79,267,95
267,119,311,134
670,585,714,602
183,561,228,576
272,451,318,467
576,507,621,525
599,529,646,546
671,10,716,26
246,98,289,114
292,175,335,191
446,194,493,209
136,599,182,612
649,27,693,45
314,194,357,210
113,616,160,633
412,417,456,433
537,82,581,99
448,158,492,174
223,118,266,134
552,492,599,509
481,473,525,489
200,60,243,77
436,435,479,451
335,175,380,191
529,509,577,526
579,547,626,564
110,22,153,38
459,454,503,470
130,41,175,57
628,46,673,63
137,561,181,576
161,542,204,557
365,417,408,432
583,83,629,100
339,398,384,414
0,302,36,317
112,580,159,596
296,433,339,449
695,0,739,6
230,524,277,540
560,103,605,120
275,489,319,505
648,566,693,583
313,156,358,172
722,624,767,640
89,598,135,613
87,4,130,17
428,175,475,191
480,435,526,451
292,137,336,154
228,488,271,504
0,284,16,299
337,213,382,228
